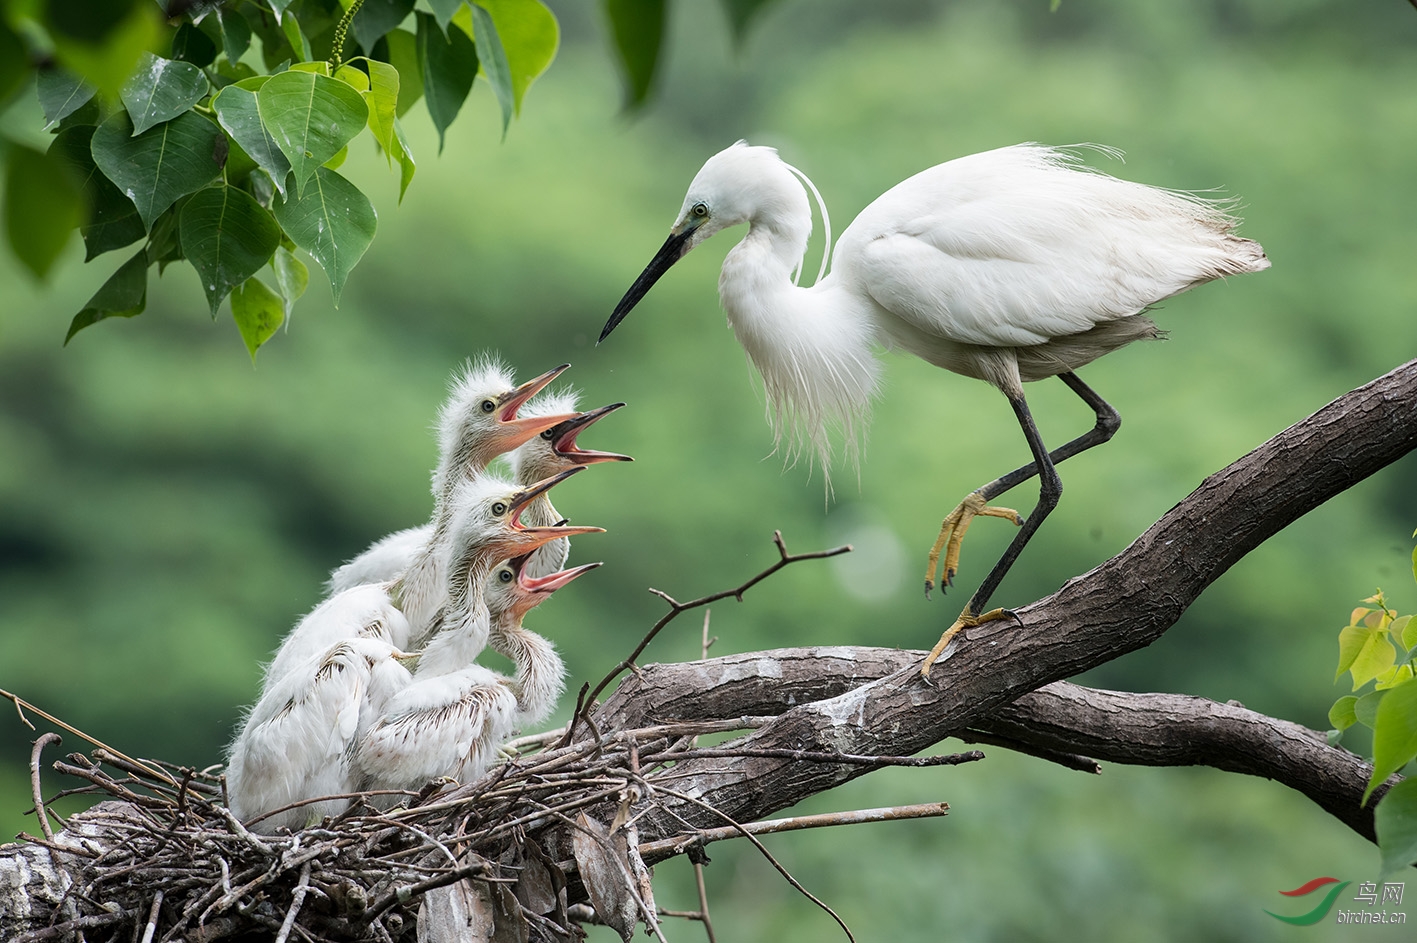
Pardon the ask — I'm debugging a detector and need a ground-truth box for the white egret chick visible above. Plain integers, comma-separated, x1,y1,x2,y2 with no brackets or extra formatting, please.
225,637,415,833
355,527,600,792
600,141,1269,677
325,359,577,606
508,394,631,578
486,551,600,728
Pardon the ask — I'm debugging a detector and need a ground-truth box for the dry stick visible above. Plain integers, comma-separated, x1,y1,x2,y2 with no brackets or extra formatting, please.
273,862,312,943
583,531,851,708
29,732,62,842
138,890,164,943
638,802,952,860
242,789,419,830
1,688,177,786
654,747,986,769
693,857,717,943
653,784,856,943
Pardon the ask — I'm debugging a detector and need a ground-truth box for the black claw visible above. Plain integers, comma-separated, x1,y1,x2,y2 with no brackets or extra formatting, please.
1004,609,1023,628
923,580,934,601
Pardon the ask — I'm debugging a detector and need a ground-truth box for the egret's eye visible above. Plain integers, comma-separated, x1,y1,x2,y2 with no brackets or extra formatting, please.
497,569,514,583
691,202,709,218
480,400,496,413
540,428,556,440
491,501,508,516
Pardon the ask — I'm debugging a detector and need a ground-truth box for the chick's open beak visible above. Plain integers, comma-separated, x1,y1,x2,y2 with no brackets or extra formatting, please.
490,363,578,452
550,403,633,464
502,467,605,552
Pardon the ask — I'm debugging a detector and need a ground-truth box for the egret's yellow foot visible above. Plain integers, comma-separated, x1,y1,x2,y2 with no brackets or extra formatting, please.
923,492,1022,598
920,607,1019,679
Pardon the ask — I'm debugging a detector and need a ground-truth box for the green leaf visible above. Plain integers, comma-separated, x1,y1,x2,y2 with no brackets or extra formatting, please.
469,4,513,135
1367,678,1417,803
416,11,478,152
47,126,145,261
272,246,308,317
90,110,223,231
1328,695,1359,732
1356,690,1384,729
3,145,83,280
428,0,467,30
145,199,186,270
37,67,98,130
218,7,252,64
120,53,211,136
49,2,164,100
170,22,217,68
1352,630,1399,691
65,249,148,344
354,0,416,51
289,61,332,77
603,0,664,108
1376,778,1417,876
271,166,376,305
0,19,27,106
256,70,368,197
213,79,292,197
324,145,348,170
1377,664,1416,691
718,0,777,47
179,185,282,316
334,65,371,93
392,119,416,202
475,0,558,115
360,59,400,162
271,0,297,18
1403,614,1417,652
1337,623,1374,681
384,29,423,116
282,15,313,62
230,276,285,362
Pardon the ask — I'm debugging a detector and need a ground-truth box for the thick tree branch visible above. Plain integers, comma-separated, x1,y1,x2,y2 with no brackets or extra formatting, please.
603,359,1417,841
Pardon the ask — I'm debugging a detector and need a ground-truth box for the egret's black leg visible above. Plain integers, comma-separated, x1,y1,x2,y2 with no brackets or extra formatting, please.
976,372,1120,504
924,371,1120,596
921,388,1062,678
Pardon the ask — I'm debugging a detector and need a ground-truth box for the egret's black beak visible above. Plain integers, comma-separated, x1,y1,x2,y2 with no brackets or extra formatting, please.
599,226,696,344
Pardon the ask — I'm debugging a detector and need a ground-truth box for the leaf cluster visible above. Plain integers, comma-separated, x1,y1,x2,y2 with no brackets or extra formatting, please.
0,0,562,360
1326,542,1417,877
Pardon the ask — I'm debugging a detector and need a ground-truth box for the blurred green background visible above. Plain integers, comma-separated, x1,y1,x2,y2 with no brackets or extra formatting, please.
4,0,1417,938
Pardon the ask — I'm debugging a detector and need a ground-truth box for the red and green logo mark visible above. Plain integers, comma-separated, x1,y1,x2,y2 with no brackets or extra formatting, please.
1266,877,1352,925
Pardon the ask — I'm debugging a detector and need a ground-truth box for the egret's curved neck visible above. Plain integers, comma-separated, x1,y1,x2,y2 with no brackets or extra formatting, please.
491,623,564,724
418,560,491,675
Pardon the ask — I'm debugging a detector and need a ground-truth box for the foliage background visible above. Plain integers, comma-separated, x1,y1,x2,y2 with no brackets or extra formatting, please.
3,0,1417,938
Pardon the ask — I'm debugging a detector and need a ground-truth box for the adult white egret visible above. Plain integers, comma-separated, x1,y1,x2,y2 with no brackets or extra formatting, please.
355,535,599,792
225,637,415,833
325,360,577,625
508,392,631,578
600,141,1269,677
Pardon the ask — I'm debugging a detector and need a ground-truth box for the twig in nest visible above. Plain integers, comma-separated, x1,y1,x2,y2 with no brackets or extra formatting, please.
652,747,985,770
29,732,62,842
638,801,952,860
581,530,851,710
273,862,311,943
2,688,176,785
653,784,857,943
694,860,717,942
138,890,163,943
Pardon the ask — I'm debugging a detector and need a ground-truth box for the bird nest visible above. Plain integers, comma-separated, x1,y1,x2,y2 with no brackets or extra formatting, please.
6,532,977,943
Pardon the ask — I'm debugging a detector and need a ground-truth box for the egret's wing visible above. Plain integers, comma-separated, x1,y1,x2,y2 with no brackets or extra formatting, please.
357,668,518,789
326,524,432,594
848,144,1241,348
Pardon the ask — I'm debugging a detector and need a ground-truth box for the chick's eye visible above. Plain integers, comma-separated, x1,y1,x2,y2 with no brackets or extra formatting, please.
480,400,496,413
691,202,708,218
540,429,555,440
491,501,507,516
498,569,514,583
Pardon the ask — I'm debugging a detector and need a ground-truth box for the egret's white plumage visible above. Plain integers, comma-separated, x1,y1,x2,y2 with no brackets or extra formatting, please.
603,140,1269,674
229,473,600,829
326,359,577,646
355,538,596,792
507,391,630,578
225,637,413,833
